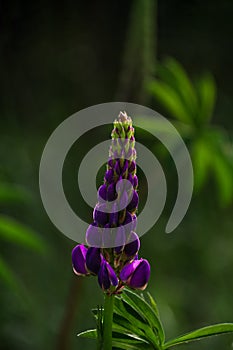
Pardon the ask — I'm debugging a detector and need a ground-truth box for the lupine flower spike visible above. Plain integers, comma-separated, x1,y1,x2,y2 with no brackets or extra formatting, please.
72,111,150,294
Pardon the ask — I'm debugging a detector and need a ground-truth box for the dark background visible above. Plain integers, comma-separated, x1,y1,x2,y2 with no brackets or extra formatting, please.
0,1,232,349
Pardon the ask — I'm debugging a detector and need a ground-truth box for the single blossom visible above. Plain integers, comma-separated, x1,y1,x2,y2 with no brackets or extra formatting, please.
72,244,89,276
98,260,118,291
120,258,150,290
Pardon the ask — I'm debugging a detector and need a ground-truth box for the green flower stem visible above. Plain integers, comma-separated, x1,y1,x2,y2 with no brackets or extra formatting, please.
103,293,115,350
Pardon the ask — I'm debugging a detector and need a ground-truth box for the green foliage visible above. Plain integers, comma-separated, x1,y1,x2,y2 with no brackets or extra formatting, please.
147,57,233,205
78,290,233,349
0,181,46,294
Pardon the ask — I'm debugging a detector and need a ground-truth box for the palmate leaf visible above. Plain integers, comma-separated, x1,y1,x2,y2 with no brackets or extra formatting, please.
148,80,191,124
163,323,233,349
78,328,153,349
122,288,165,344
195,72,216,123
114,295,160,348
156,59,198,123
79,292,233,350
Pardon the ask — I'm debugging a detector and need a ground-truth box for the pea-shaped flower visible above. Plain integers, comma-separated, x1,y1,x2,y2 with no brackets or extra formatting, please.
72,244,89,276
86,247,102,275
98,260,118,291
120,258,150,290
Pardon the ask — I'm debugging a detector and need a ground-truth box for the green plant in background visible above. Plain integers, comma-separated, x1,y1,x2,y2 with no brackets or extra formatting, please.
147,57,233,206
0,181,46,294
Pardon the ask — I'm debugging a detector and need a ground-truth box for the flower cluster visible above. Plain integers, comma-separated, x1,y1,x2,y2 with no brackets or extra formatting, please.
72,112,150,294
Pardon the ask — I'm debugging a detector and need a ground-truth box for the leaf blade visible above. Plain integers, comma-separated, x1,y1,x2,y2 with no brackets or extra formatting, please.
163,323,233,349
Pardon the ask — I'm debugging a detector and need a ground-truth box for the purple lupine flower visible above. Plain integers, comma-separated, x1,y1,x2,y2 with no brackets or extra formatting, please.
98,260,118,291
123,231,140,258
86,247,102,275
120,258,150,290
72,111,150,295
72,245,89,276
85,222,102,247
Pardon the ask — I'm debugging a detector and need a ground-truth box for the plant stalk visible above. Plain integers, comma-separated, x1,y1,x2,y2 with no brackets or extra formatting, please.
103,293,115,350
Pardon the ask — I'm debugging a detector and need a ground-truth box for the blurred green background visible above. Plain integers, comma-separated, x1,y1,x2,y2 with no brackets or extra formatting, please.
0,0,232,349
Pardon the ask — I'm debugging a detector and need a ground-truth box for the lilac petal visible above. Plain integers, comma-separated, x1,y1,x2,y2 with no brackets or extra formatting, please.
133,175,138,188
107,262,118,286
98,261,111,290
130,259,150,290
93,204,108,226
86,247,102,275
72,244,88,275
120,259,141,282
86,223,102,247
122,160,128,174
127,190,139,211
108,159,115,168
98,260,118,290
124,231,140,257
105,169,114,183
107,183,116,201
127,173,134,186
115,160,121,175
102,224,113,247
98,184,107,202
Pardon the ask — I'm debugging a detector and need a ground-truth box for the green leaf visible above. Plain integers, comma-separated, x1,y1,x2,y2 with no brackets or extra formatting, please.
146,292,160,318
77,329,97,339
212,151,233,206
157,58,198,122
0,255,21,290
77,329,152,349
123,289,165,344
112,337,152,350
195,73,216,123
0,215,46,253
0,183,32,204
148,80,191,124
114,296,160,348
163,323,233,349
191,138,211,191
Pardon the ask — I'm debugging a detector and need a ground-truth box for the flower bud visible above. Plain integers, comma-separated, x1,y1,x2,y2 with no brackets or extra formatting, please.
93,204,108,226
120,258,150,290
72,245,89,276
85,222,102,247
98,260,118,291
105,169,114,183
86,247,102,275
127,190,139,212
98,184,107,202
123,231,140,258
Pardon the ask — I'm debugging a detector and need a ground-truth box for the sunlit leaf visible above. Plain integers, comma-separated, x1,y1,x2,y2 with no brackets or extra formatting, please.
77,329,97,339
212,151,233,206
0,183,32,204
195,73,216,123
122,289,165,344
148,80,191,124
191,138,211,191
0,215,46,253
0,255,21,290
157,58,198,122
163,323,233,349
114,296,160,348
